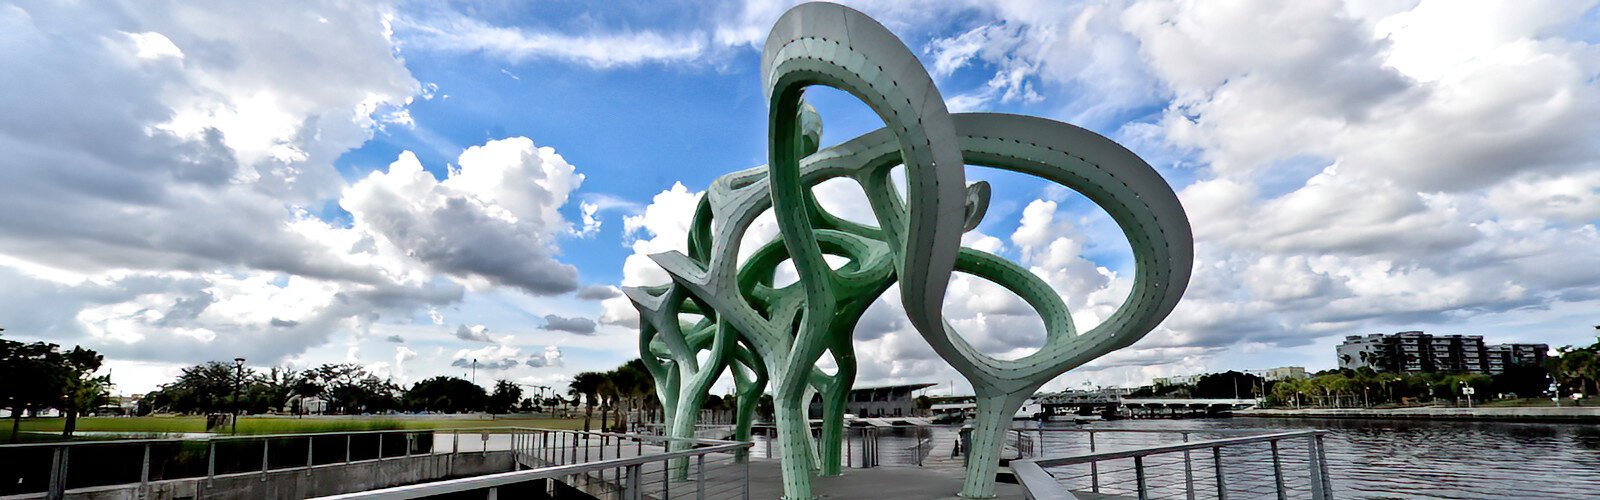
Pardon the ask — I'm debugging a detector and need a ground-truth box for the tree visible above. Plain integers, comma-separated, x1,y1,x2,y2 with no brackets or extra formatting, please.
403,376,486,413
57,346,106,437
142,361,245,415
2,338,68,442
568,372,604,432
1193,371,1264,399
488,380,522,415
1550,344,1600,397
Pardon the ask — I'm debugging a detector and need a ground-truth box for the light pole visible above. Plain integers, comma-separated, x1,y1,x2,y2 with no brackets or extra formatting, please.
231,357,245,434
1550,376,1561,407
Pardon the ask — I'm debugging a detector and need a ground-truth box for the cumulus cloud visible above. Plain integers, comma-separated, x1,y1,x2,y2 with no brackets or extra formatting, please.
450,343,542,371
576,285,622,301
341,137,584,296
542,315,598,335
454,324,496,343
525,346,565,368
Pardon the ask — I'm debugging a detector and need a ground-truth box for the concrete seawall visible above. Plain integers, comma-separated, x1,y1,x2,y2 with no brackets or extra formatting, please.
1238,406,1600,423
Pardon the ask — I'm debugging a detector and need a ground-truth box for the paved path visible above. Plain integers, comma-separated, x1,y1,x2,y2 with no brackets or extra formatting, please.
745,460,1026,499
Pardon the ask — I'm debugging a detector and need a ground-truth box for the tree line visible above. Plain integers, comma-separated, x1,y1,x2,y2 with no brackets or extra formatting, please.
1,335,109,441
1133,331,1600,408
137,361,572,417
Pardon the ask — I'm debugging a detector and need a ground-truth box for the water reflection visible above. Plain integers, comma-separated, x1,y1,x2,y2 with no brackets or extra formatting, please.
1062,418,1600,499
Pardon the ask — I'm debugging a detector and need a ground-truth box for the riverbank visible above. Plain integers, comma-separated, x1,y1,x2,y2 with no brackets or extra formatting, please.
1237,405,1600,423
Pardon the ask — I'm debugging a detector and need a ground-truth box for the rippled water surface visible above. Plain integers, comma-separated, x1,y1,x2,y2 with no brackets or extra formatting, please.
1066,418,1600,499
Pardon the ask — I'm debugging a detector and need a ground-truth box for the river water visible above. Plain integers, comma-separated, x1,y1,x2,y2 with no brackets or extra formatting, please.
1049,418,1600,499
750,417,1600,498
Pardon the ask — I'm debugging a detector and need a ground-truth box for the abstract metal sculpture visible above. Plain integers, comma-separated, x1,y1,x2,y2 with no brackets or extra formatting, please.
627,3,1193,498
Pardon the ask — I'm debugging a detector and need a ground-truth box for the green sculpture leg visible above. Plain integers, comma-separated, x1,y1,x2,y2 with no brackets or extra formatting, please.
801,384,822,472
960,390,1037,498
817,385,848,475
730,353,766,462
771,370,815,500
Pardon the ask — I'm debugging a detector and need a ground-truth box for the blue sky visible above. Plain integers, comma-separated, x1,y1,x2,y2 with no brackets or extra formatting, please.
2,0,1598,395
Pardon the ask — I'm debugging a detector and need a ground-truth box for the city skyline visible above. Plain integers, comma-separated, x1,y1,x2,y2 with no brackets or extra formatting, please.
2,1,1599,395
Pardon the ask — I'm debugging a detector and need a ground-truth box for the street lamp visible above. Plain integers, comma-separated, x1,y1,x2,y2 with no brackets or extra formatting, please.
231,357,246,434
1550,376,1561,408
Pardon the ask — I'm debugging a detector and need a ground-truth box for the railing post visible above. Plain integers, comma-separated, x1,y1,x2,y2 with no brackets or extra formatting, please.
917,426,924,466
406,432,413,458
584,432,590,463
1090,430,1100,493
1308,434,1327,500
207,441,217,484
346,434,353,463
306,436,315,475
1134,455,1148,500
1183,432,1195,500
1317,434,1333,496
1271,439,1285,500
46,446,67,500
377,433,384,460
1213,446,1228,500
625,463,641,500
743,446,751,499
140,443,152,495
696,453,706,500
486,486,498,500
260,438,269,481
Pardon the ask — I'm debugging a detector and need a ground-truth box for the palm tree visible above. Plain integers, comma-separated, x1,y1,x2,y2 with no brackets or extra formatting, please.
568,372,604,433
609,360,651,432
598,374,619,432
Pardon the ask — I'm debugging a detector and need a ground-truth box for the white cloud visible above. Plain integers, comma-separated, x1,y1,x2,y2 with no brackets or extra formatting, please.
396,11,707,68
454,324,496,343
340,138,584,295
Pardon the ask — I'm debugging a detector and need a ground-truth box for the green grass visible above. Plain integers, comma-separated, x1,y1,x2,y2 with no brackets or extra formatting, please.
3,414,593,442
1478,397,1575,408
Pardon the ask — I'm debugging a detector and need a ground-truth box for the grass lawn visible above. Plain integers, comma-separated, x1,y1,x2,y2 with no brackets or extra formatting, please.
3,414,596,442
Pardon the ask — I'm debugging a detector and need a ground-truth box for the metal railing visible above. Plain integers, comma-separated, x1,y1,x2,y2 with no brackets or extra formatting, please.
1014,430,1333,500
0,427,589,499
740,423,937,467
320,429,753,499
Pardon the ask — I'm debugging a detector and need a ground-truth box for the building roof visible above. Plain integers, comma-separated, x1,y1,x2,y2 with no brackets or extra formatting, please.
848,383,937,392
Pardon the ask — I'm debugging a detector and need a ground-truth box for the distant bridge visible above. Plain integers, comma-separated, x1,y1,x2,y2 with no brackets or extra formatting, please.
1030,392,1261,419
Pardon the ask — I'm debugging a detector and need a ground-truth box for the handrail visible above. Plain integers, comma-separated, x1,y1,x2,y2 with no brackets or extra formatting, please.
1014,429,1332,500
313,435,752,499
0,425,732,449
1026,430,1324,466
0,426,504,448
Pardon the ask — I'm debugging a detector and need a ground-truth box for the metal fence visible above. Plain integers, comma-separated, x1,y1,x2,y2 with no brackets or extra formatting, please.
0,427,498,499
0,427,751,500
320,429,753,500
1014,430,1333,500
